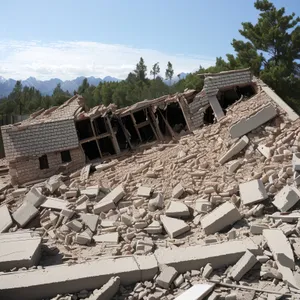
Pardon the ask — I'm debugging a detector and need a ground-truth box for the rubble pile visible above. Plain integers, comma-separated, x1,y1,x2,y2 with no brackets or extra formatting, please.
2,90,300,300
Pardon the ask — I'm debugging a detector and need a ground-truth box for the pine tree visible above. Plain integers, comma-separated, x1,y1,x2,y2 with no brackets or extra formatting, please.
150,62,160,79
165,62,174,85
134,57,147,82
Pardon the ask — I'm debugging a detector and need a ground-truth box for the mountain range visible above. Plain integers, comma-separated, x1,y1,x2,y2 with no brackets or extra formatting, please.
0,72,188,97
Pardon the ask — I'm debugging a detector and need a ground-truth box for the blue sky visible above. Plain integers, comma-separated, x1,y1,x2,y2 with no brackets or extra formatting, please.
0,0,299,80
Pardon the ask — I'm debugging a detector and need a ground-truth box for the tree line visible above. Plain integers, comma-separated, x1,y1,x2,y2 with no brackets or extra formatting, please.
1,0,300,117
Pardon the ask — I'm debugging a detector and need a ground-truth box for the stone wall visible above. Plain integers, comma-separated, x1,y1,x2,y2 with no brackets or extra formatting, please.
1,119,79,160
9,147,85,185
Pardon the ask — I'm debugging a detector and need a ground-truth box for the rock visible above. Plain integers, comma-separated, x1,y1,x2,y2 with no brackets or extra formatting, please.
145,221,163,234
148,193,164,211
272,185,300,212
12,202,39,228
94,232,119,244
172,183,184,199
156,265,178,289
137,186,152,197
0,205,12,233
202,263,213,278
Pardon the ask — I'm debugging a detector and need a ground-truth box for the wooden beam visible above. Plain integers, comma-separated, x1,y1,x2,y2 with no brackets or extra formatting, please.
130,112,142,142
89,119,102,158
158,109,176,139
148,107,163,141
117,117,133,149
105,117,121,154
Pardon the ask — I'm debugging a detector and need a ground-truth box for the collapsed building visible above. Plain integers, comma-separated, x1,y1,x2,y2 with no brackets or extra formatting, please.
2,68,300,299
2,68,286,185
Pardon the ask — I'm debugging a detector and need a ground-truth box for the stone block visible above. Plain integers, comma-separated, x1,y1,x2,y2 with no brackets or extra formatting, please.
229,250,257,281
156,264,178,289
172,183,184,198
12,202,39,227
230,104,277,138
0,204,12,233
88,276,120,300
94,232,119,244
137,186,152,197
273,185,300,212
239,179,268,205
201,202,241,235
81,214,99,232
174,283,215,300
0,231,41,271
41,197,68,211
219,136,249,165
24,187,45,208
161,215,190,238
292,153,300,171
165,201,190,218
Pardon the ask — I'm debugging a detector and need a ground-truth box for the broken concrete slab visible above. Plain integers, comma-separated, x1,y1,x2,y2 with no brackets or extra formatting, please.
41,197,68,211
24,187,45,208
250,223,269,235
202,263,213,278
0,204,12,233
273,185,300,212
45,175,63,193
67,220,83,232
0,231,41,271
165,201,190,218
0,255,158,300
80,164,91,181
145,220,163,234
195,200,212,213
292,153,300,172
229,250,257,281
160,215,190,238
258,144,273,159
11,187,27,198
88,276,120,300
230,104,277,138
156,264,178,289
239,179,268,205
12,202,39,227
80,185,99,198
155,239,260,274
137,186,152,197
174,283,215,300
76,230,92,245
81,214,99,232
201,202,241,235
94,185,125,214
263,229,298,289
94,232,119,244
219,135,249,165
172,183,184,198
227,160,242,174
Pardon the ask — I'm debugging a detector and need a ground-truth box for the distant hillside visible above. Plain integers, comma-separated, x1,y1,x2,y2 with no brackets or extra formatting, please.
0,76,120,97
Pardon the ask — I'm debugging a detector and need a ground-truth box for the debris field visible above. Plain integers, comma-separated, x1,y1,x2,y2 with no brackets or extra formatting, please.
2,72,300,300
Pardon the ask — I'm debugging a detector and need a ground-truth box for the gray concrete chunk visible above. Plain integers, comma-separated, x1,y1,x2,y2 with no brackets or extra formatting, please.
230,104,277,138
165,201,190,218
94,232,119,244
137,186,152,197
161,215,190,238
81,214,99,232
0,231,41,271
12,202,39,227
201,202,241,235
292,153,300,171
273,185,300,212
229,250,257,281
24,187,45,208
174,283,215,300
0,204,12,233
156,264,178,289
239,179,268,205
172,183,184,198
219,135,249,165
41,197,68,210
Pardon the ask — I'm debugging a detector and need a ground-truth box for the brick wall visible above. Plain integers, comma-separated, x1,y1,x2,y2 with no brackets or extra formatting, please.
1,119,79,160
9,147,85,185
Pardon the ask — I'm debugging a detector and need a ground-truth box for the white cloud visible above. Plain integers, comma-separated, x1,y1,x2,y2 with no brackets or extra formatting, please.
0,40,215,80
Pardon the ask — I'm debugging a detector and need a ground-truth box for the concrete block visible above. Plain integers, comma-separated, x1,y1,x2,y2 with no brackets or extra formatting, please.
229,250,257,281
273,185,300,212
156,264,178,289
67,220,83,232
94,185,125,214
172,183,184,198
12,202,39,227
165,201,190,218
154,239,260,274
94,232,119,244
88,276,120,300
0,204,12,233
230,104,277,138
202,263,213,278
227,160,242,174
250,223,269,235
257,144,273,159
76,231,92,245
263,229,299,288
145,220,163,234
0,231,41,271
160,215,190,238
201,202,241,235
24,187,45,208
195,200,212,213
239,179,268,205
81,214,99,232
80,185,99,198
292,153,300,171
12,187,27,198
0,255,157,300
41,197,68,211
174,283,215,300
148,193,164,211
45,175,62,193
219,136,249,165
137,186,152,197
